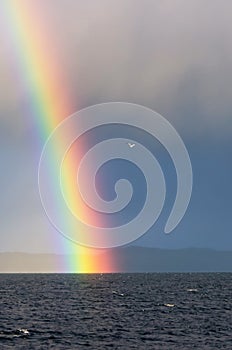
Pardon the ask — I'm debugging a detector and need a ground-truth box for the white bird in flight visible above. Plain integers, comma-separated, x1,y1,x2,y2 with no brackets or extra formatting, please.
128,142,135,148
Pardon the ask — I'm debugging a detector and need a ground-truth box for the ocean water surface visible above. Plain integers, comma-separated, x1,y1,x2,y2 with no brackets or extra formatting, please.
0,273,231,349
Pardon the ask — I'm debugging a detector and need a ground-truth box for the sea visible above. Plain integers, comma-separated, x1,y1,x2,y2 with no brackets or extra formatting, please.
0,273,231,349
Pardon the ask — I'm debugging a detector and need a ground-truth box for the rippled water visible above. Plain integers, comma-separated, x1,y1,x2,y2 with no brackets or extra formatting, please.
0,273,231,349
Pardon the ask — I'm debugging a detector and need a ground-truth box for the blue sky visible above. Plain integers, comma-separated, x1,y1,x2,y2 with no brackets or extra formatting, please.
0,0,231,253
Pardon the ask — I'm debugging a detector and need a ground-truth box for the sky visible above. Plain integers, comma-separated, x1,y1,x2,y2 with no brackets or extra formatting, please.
0,0,232,254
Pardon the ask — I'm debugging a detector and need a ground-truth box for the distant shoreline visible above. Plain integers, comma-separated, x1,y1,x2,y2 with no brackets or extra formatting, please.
1,247,232,273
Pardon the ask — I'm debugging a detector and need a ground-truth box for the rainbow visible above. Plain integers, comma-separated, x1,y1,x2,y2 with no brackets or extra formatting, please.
3,1,117,272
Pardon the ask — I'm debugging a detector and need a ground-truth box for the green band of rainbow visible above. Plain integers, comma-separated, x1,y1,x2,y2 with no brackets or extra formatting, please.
3,1,117,272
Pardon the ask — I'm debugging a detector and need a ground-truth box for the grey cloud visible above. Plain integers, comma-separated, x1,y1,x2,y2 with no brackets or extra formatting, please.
0,0,232,137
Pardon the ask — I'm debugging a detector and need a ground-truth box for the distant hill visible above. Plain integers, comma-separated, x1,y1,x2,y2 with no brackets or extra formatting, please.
0,247,232,273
